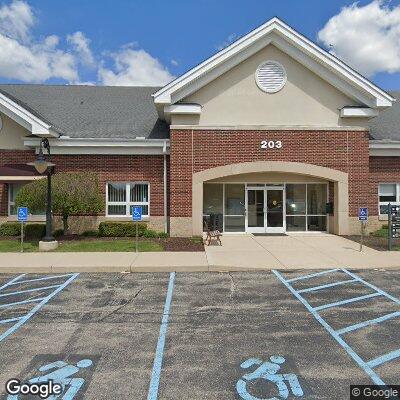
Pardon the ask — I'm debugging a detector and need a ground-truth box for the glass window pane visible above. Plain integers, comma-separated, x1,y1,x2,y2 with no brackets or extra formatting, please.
130,184,148,202
129,204,148,216
225,184,245,215
379,184,396,202
307,184,327,215
286,216,306,231
224,216,245,232
286,184,306,215
108,205,126,215
108,183,126,202
380,204,389,215
307,216,327,231
203,184,223,215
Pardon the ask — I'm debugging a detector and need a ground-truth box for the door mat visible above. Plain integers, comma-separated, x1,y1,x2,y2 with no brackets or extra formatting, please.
252,233,288,236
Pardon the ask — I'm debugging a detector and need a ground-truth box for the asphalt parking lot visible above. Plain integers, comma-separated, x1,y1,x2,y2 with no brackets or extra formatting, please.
0,269,399,399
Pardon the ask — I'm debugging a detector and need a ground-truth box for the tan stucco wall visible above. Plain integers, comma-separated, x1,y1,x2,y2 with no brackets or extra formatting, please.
208,172,327,183
0,112,30,150
178,45,367,129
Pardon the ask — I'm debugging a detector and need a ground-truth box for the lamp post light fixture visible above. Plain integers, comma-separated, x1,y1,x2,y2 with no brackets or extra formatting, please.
27,138,57,249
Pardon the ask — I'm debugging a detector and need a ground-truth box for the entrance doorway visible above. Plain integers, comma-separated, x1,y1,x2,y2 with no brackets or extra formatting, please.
246,186,285,233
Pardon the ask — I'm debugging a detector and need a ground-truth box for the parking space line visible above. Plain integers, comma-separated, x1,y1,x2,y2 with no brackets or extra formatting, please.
297,278,356,294
147,272,176,400
273,269,391,386
313,292,381,311
0,273,79,343
286,269,339,283
367,349,400,368
0,274,25,291
336,311,400,335
0,316,22,325
0,284,61,298
9,274,74,285
0,297,47,309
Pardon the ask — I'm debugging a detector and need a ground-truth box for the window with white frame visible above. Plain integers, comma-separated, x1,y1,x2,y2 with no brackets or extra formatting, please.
106,182,149,217
379,183,400,215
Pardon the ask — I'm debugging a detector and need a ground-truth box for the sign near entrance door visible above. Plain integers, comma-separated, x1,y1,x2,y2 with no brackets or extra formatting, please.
358,207,368,221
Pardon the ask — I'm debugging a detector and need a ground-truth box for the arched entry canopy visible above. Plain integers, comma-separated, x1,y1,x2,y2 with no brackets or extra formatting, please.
192,161,349,236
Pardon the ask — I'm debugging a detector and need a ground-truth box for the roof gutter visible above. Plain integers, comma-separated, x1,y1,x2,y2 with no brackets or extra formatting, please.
369,140,400,156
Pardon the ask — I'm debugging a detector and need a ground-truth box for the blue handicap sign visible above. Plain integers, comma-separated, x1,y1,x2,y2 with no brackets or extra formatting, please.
17,207,28,222
236,356,304,399
132,206,142,221
358,207,368,221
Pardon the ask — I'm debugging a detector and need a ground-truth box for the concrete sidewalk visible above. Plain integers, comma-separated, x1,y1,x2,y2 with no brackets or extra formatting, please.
0,234,399,273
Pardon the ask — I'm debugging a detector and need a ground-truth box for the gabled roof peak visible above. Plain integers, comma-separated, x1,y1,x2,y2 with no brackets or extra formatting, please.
153,17,394,116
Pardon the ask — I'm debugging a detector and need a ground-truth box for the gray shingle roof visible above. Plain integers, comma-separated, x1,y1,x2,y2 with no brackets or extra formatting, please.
0,84,169,140
370,91,400,141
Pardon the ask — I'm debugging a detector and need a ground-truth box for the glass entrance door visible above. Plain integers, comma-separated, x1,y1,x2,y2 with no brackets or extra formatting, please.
265,188,284,233
246,188,265,233
246,186,285,234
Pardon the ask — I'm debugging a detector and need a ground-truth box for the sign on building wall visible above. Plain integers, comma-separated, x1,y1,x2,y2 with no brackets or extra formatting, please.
260,140,282,149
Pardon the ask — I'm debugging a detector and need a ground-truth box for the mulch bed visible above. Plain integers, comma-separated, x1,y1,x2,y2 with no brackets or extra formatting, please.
344,235,399,251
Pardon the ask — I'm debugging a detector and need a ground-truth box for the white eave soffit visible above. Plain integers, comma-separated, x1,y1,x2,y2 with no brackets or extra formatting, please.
153,17,394,112
0,92,57,137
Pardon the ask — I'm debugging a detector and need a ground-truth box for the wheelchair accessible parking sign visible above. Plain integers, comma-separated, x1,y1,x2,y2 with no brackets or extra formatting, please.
132,206,142,221
358,207,368,221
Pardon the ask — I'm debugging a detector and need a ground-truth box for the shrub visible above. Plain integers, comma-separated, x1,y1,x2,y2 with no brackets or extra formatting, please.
157,232,169,238
142,229,158,238
53,229,64,238
81,230,98,237
382,224,388,229
98,222,147,237
0,222,20,236
25,224,46,239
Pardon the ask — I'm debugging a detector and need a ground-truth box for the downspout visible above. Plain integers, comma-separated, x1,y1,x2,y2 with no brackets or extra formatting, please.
163,140,168,234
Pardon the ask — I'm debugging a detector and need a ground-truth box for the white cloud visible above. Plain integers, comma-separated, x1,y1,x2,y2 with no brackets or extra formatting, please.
0,0,175,86
67,31,94,67
0,0,33,41
0,0,79,82
318,0,400,77
98,46,175,86
171,59,178,66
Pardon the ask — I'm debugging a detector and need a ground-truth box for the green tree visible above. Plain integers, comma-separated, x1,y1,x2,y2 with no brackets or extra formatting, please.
15,172,104,233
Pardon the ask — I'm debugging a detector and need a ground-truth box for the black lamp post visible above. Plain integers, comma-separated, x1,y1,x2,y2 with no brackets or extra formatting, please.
28,138,55,242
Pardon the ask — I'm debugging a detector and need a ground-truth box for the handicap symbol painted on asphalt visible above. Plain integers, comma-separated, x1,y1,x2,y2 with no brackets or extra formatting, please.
236,356,304,400
8,359,93,400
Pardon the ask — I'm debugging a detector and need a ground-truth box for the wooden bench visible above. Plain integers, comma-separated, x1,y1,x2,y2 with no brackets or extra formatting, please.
204,219,222,246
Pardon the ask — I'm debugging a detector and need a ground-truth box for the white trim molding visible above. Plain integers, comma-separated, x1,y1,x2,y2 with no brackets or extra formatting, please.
340,107,379,118
370,141,400,156
153,17,394,116
163,104,202,123
23,137,170,155
0,92,57,137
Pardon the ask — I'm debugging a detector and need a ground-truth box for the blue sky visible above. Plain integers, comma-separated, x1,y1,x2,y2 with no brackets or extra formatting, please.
1,0,400,89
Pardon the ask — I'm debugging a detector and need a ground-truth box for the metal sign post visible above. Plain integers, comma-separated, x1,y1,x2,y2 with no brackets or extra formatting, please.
132,206,143,253
17,207,28,253
358,207,368,252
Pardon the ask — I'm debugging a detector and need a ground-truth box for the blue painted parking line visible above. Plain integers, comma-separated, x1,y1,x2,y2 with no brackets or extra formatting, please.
286,269,339,283
0,284,61,298
297,278,356,294
367,349,400,368
313,292,381,311
0,297,47,309
0,274,25,291
273,268,400,386
147,272,176,400
0,273,79,343
8,274,74,285
336,311,400,335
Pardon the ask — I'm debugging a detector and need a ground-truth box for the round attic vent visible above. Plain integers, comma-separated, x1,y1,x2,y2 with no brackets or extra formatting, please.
255,60,287,93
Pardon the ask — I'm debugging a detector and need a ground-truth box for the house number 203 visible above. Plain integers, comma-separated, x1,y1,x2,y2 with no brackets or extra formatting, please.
260,140,282,149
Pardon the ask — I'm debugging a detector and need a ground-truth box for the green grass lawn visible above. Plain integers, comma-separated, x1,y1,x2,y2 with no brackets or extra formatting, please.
0,239,163,252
